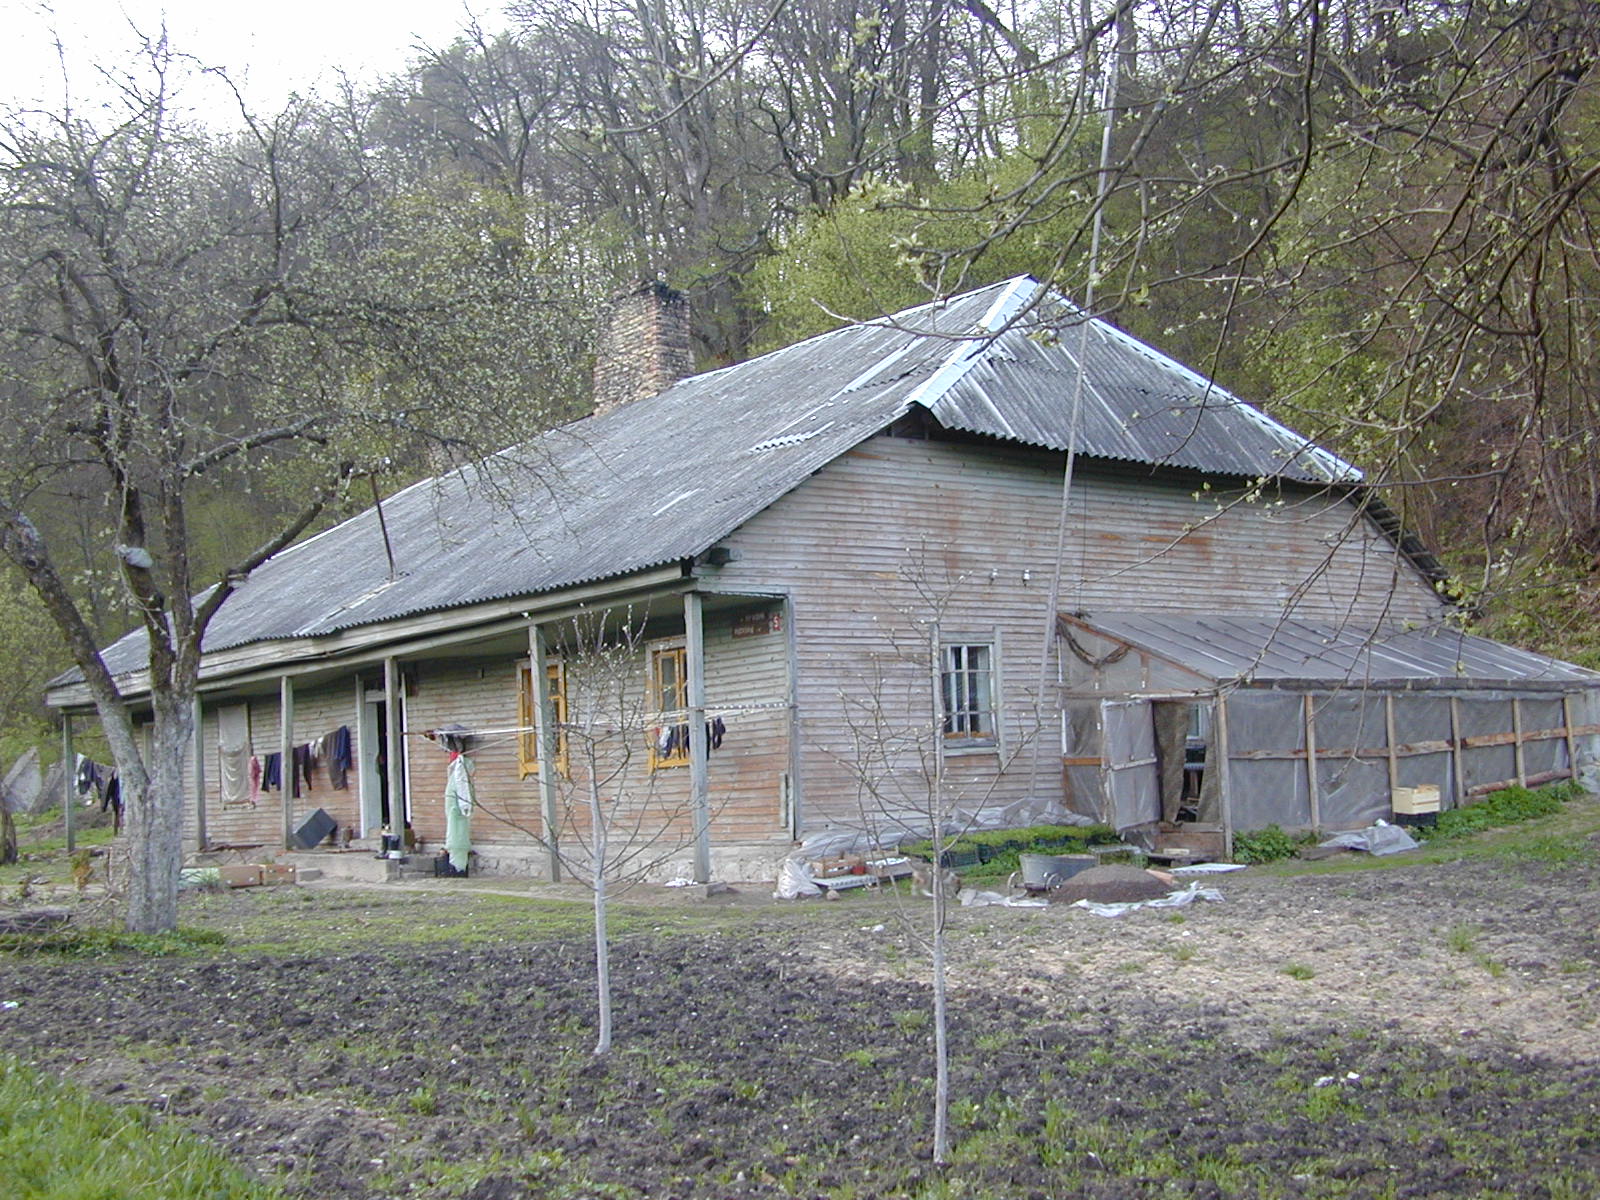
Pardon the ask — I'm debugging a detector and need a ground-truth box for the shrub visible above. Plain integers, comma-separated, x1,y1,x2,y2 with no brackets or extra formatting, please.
900,823,1119,870
1233,824,1303,864
1416,780,1582,842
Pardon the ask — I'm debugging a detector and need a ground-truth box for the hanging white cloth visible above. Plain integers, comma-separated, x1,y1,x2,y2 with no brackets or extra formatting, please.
217,704,252,806
444,753,475,872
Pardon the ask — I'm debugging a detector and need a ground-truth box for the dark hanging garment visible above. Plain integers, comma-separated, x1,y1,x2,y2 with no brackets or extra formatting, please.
709,716,726,751
328,726,352,790
263,752,282,791
294,744,314,796
75,756,104,798
103,773,122,834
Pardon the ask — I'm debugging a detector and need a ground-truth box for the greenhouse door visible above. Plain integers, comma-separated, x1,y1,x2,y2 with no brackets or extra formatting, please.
1102,700,1160,830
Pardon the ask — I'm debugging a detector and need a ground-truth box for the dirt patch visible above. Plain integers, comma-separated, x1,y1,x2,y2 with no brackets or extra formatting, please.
1045,863,1174,904
3,844,1600,1198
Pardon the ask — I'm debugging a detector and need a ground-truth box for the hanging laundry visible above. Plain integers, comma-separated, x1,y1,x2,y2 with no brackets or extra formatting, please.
217,705,252,806
709,716,726,751
262,752,282,792
443,751,475,873
249,756,263,805
328,726,352,790
74,755,104,799
103,773,122,835
293,744,314,796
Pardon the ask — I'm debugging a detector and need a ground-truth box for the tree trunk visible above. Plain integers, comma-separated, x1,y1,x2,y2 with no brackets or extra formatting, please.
930,829,951,1166
121,692,193,934
0,805,16,866
589,768,612,1055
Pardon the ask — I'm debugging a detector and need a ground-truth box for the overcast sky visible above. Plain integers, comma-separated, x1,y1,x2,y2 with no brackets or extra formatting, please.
9,0,497,118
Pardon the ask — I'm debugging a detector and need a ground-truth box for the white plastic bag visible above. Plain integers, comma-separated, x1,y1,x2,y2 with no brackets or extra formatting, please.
773,857,822,900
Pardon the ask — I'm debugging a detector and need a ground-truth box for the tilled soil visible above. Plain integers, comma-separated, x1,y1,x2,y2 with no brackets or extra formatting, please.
4,849,1600,1199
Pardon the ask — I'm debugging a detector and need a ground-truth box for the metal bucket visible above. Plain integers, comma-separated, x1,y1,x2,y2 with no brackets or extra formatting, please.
1017,852,1095,889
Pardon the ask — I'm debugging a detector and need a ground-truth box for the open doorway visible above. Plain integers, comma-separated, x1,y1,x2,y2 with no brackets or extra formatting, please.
359,690,408,838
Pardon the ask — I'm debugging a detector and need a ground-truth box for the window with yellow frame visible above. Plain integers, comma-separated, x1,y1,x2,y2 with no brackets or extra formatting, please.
517,660,568,778
648,643,690,769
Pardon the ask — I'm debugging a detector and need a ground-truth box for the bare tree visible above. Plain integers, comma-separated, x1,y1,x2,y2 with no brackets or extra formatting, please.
469,608,713,1054
833,555,1038,1166
0,43,583,932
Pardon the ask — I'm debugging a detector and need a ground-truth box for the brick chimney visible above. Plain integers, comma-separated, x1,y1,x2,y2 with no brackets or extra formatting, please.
591,280,694,417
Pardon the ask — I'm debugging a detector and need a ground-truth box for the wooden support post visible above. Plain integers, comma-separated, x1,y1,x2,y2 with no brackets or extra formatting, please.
280,675,296,849
529,622,561,882
1511,698,1526,787
684,591,711,883
1563,693,1579,782
783,594,801,839
1216,694,1234,859
61,715,74,854
1304,694,1321,831
1384,694,1399,798
384,658,405,835
1449,696,1464,809
192,697,207,853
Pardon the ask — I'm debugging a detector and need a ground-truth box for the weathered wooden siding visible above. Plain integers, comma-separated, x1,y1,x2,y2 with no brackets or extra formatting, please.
703,603,792,841
386,603,789,869
403,659,526,854
188,683,362,848
711,433,1444,831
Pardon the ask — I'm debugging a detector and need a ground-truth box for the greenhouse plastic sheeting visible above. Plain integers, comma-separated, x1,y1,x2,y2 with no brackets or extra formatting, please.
1315,755,1391,830
1103,700,1159,829
1310,692,1389,755
1226,691,1307,753
1229,759,1311,830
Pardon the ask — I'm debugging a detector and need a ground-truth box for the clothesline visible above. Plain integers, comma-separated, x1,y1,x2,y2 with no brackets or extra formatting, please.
405,700,793,742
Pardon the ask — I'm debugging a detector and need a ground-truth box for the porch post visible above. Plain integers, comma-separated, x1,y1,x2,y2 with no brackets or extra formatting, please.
61,714,74,854
192,696,207,852
529,622,561,882
384,657,405,835
684,591,711,882
280,676,296,849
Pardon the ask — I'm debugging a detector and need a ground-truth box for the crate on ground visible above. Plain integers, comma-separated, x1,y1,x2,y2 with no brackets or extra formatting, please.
259,863,297,885
1392,785,1442,815
808,853,867,880
218,865,262,888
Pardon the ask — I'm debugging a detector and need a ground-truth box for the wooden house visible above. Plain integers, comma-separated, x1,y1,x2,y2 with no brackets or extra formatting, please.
45,278,1600,876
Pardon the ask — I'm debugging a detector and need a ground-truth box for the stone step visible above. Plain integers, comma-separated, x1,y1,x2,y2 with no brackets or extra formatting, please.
278,850,400,884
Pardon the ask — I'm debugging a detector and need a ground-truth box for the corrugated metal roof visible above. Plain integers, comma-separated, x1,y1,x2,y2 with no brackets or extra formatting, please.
85,276,1365,681
1071,613,1600,691
929,282,1356,481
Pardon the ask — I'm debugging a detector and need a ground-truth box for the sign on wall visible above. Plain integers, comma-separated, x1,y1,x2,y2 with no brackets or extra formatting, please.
732,610,783,639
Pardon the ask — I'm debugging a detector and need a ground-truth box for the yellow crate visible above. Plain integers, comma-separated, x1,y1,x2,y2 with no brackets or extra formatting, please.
1392,785,1442,815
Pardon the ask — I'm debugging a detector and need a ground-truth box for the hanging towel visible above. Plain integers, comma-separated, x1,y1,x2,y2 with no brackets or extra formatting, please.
443,752,475,872
249,756,262,805
217,705,251,806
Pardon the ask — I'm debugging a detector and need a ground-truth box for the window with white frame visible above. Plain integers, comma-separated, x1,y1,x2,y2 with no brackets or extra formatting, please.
941,643,996,744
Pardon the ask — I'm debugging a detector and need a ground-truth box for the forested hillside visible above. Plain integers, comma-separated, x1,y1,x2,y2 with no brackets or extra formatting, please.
4,0,1597,766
